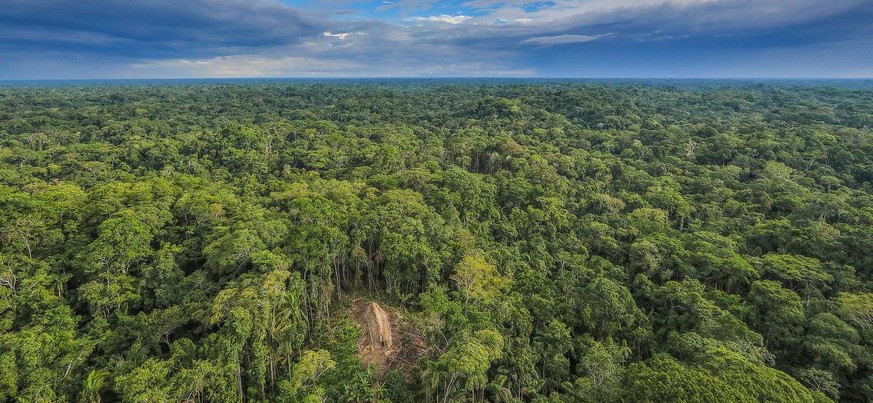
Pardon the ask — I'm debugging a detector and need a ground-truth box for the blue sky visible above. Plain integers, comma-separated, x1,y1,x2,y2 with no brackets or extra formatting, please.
0,0,871,79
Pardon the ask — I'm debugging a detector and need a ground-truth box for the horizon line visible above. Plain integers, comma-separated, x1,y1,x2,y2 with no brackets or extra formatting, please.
2,76,873,83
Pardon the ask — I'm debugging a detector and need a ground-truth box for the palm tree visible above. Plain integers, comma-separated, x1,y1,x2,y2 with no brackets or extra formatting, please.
81,369,109,403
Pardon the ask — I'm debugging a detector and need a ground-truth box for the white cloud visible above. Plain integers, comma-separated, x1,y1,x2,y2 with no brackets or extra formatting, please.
126,32,530,78
411,15,472,24
521,34,609,46
131,54,366,77
323,32,351,40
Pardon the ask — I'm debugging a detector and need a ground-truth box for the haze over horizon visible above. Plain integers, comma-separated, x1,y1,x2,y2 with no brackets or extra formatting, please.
1,0,872,80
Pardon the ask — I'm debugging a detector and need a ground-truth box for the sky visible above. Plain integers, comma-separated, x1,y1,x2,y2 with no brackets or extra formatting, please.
0,0,872,79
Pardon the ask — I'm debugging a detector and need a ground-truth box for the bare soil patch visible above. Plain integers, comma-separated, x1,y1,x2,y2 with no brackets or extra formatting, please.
351,299,426,379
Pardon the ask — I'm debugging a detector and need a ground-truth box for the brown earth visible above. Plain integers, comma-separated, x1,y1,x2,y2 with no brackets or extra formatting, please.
351,299,426,379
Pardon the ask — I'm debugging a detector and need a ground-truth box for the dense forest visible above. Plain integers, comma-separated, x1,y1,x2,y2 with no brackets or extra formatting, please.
1,80,873,402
